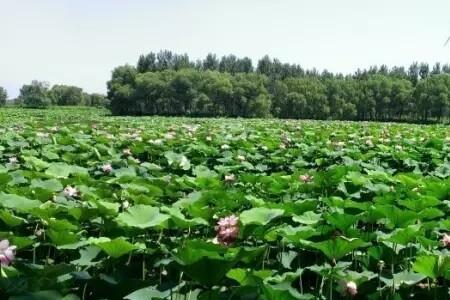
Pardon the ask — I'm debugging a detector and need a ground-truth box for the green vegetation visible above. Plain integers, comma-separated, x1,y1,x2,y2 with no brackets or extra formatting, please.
1,81,108,109
108,50,450,122
1,107,450,299
0,87,7,106
2,51,449,123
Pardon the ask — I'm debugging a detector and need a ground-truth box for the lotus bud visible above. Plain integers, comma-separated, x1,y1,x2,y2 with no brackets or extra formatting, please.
122,200,130,210
441,233,450,248
123,148,132,156
377,260,385,271
8,156,18,164
224,174,235,182
299,174,313,183
0,240,16,266
346,281,357,296
237,155,245,161
102,163,112,174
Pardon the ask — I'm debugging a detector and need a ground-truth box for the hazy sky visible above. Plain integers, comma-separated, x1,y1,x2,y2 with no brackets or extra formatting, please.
1,0,450,98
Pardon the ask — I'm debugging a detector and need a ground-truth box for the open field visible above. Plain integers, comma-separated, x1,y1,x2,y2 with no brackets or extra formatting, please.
1,108,450,299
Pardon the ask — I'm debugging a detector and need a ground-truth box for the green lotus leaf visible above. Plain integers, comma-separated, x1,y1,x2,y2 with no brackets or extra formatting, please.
124,286,170,300
0,192,41,212
0,209,26,227
30,178,63,192
172,240,241,286
97,238,140,258
310,236,368,260
22,156,50,171
240,207,284,226
164,151,191,170
413,255,450,279
116,205,169,229
292,211,321,225
71,246,102,266
380,271,426,289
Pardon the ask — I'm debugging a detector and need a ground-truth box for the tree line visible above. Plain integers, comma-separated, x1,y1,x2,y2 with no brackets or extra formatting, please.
0,81,108,108
108,50,450,122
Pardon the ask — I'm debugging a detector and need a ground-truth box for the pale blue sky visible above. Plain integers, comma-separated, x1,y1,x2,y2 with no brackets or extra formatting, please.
1,0,450,98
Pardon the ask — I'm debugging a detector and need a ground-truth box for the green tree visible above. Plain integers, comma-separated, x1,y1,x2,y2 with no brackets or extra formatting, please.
49,85,84,106
106,50,450,123
19,80,50,108
107,65,138,115
0,87,7,106
203,53,219,71
85,93,108,107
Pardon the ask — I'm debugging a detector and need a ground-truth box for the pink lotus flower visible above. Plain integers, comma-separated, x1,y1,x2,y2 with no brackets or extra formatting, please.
215,215,239,246
149,139,163,145
122,200,130,210
8,156,18,164
346,281,357,296
36,132,49,138
102,163,112,173
441,233,450,248
224,174,235,182
63,186,79,198
281,133,292,144
164,132,175,140
35,228,45,237
299,174,313,183
339,280,357,297
123,148,132,156
0,240,16,266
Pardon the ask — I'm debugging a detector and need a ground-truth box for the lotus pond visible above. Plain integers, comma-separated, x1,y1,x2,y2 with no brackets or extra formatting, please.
1,107,450,299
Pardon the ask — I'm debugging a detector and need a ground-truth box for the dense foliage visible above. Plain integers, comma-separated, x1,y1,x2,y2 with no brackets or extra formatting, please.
17,81,51,108
1,107,450,299
15,81,108,108
108,51,450,122
0,87,7,106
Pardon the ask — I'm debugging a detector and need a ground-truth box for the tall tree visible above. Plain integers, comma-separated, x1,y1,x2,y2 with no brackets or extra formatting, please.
0,87,7,106
49,85,84,106
203,53,219,71
19,81,50,108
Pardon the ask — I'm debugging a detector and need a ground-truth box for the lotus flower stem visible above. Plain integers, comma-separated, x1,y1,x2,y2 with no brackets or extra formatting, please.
434,283,437,300
319,273,325,297
142,255,146,280
391,245,396,294
378,267,383,296
298,252,303,293
82,282,88,300
329,277,333,300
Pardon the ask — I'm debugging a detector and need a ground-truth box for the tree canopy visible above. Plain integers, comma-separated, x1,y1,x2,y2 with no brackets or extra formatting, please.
0,87,7,106
14,82,107,109
18,80,51,108
108,50,450,122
